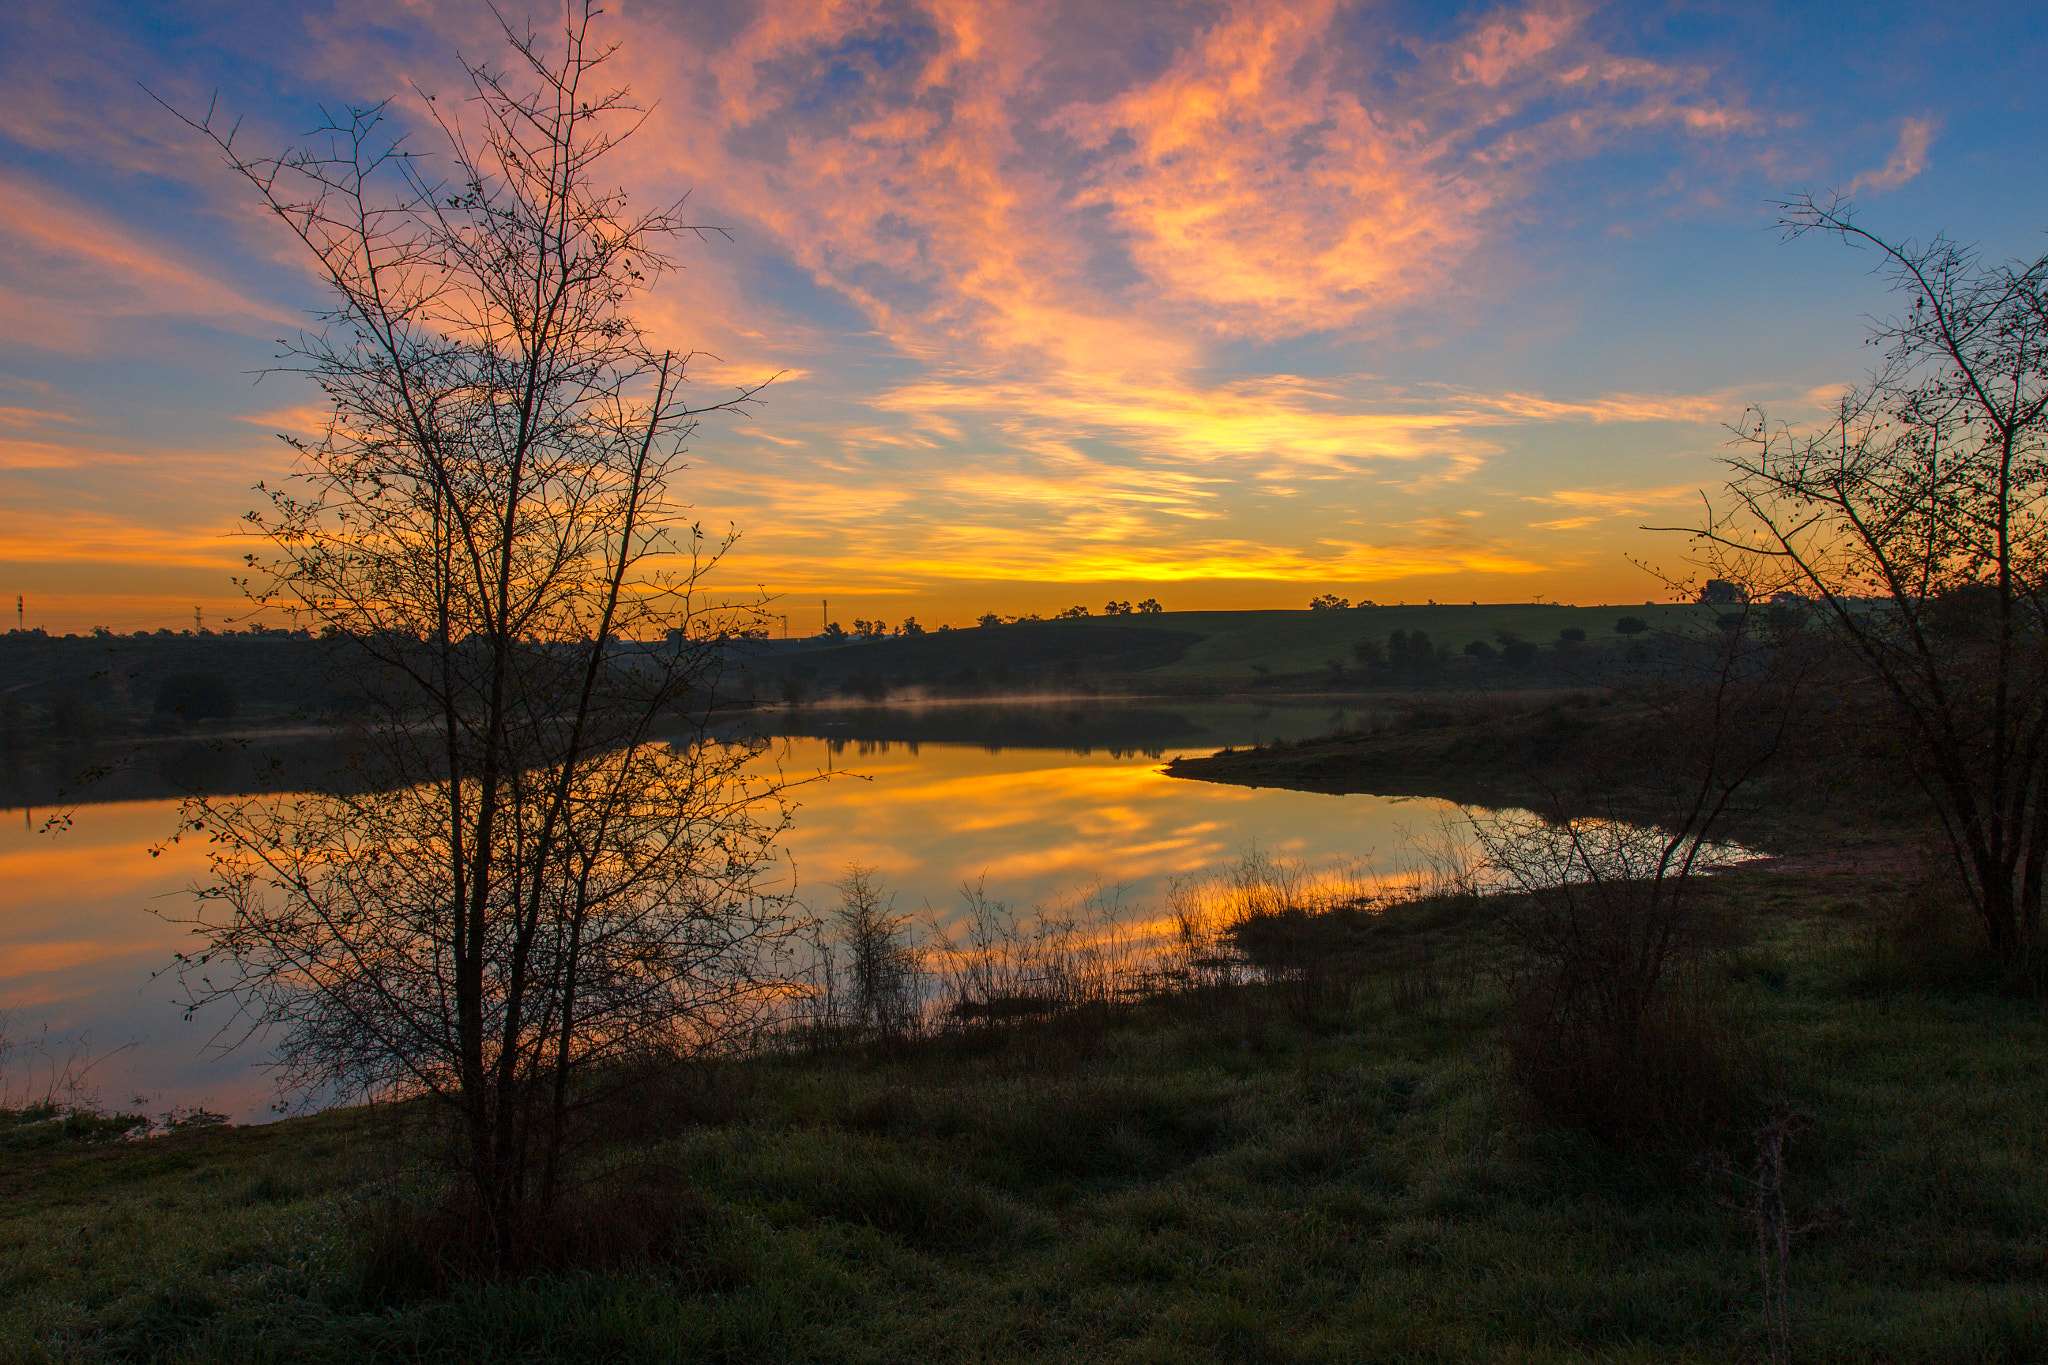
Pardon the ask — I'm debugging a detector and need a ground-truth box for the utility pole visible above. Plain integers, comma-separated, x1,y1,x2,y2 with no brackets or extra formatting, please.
822,598,828,636
14,596,20,632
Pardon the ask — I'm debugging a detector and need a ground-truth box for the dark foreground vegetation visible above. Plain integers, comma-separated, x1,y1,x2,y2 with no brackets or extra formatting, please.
6,866,2047,1363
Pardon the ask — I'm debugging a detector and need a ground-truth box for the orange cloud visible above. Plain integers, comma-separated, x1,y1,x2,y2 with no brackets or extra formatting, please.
1458,5,1582,87
607,0,1762,380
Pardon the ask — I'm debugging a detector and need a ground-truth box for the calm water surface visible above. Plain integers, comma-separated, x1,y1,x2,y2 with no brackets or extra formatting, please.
0,701,1473,1121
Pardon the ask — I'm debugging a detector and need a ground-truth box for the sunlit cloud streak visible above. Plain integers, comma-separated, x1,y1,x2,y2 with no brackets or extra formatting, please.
0,172,294,353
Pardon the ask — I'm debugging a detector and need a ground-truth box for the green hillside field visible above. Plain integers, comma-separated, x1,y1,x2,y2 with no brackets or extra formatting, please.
1010,603,1716,680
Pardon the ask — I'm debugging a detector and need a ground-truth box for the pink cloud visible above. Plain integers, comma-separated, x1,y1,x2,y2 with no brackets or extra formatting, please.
1848,116,1937,195
0,172,294,353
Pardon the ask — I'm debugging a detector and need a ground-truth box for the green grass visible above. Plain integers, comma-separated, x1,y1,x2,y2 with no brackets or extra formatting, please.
4,873,2045,1362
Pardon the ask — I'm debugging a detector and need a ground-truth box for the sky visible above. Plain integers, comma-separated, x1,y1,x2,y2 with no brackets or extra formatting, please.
2,0,2045,635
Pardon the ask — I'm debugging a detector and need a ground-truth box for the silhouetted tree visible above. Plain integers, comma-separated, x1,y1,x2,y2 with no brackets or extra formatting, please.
1387,629,1436,672
1497,631,1539,669
1688,196,2048,970
161,5,796,1263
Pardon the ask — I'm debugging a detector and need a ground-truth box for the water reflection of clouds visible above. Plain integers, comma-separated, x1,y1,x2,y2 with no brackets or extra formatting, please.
765,737,1422,921
0,800,263,1116
0,738,1463,1121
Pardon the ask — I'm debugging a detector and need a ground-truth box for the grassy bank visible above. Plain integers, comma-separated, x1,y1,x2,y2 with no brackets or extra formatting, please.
4,869,2045,1363
1165,692,1925,858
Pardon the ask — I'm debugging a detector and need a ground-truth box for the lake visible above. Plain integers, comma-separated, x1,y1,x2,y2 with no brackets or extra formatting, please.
0,699,1482,1122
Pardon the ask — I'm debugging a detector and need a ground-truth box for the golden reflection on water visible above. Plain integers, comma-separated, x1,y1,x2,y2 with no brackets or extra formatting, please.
0,800,255,1117
760,736,1451,918
0,737,1463,1121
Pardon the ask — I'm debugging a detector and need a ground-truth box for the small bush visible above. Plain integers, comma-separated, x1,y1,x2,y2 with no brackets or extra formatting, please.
1487,812,1759,1147
1496,634,1540,668
1227,905,1368,1025
1502,968,1760,1146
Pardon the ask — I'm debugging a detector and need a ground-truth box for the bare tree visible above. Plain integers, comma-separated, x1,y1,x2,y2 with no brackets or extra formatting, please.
157,4,797,1259
1687,195,2048,970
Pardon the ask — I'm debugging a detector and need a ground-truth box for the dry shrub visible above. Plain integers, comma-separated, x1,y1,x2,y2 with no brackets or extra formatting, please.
930,879,1146,1025
1486,812,1758,1146
352,1167,734,1302
1502,966,1762,1145
829,864,924,1039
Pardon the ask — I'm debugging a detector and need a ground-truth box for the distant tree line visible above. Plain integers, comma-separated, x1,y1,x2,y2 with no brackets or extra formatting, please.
971,599,1162,627
1340,619,1650,679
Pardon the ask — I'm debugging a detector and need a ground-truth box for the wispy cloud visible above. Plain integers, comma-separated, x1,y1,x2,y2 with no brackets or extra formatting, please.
0,406,79,430
628,0,1763,377
0,171,294,353
1848,116,1938,196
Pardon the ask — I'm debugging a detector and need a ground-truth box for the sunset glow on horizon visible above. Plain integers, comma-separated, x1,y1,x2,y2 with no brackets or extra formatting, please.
3,0,2045,634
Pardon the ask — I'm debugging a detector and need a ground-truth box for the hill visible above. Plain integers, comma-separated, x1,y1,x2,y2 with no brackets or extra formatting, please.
738,602,1717,696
